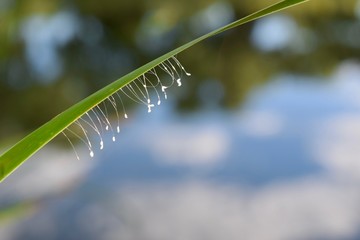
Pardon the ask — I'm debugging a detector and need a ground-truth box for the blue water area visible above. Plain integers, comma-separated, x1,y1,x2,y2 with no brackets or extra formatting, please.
83,75,355,188
8,70,360,240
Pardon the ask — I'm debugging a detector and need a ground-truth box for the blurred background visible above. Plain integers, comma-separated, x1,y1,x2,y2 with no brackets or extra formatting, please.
1,0,360,239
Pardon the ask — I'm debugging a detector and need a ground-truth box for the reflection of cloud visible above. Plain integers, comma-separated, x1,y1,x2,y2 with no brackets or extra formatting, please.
310,60,360,180
251,15,297,52
149,125,229,166
190,2,234,35
20,11,79,83
332,60,360,106
312,114,360,180
238,111,283,137
251,14,316,54
5,179,360,240
95,181,359,240
0,146,95,202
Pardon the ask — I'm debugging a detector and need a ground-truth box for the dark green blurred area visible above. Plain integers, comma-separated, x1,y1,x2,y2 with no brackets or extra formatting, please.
0,0,359,141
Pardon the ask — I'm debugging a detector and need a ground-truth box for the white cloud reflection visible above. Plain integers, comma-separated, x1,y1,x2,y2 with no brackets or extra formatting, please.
313,115,360,180
190,2,234,35
20,11,79,83
311,61,360,180
251,14,317,54
76,179,359,240
0,146,95,202
238,110,283,137
148,124,229,166
332,60,360,106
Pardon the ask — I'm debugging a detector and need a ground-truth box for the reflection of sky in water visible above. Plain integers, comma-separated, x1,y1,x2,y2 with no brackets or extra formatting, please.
2,61,360,240
251,14,317,53
20,11,79,83
190,1,234,35
251,14,297,52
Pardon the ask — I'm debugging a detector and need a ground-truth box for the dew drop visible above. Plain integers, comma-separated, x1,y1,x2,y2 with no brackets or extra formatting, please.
147,104,155,113
157,100,161,105
90,151,94,158
106,125,109,131
100,140,104,150
117,126,120,133
186,72,191,76
177,79,182,86
124,113,128,119
112,136,116,142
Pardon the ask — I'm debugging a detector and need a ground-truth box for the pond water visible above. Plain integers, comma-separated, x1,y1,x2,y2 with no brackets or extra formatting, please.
1,1,360,239
2,60,360,240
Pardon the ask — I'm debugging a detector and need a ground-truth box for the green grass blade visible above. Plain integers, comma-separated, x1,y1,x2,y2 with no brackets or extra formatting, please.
0,0,309,182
